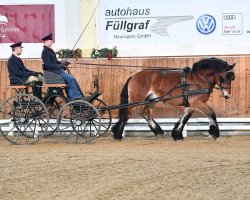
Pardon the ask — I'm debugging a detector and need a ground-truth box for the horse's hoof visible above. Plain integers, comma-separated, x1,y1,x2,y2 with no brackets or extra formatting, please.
114,138,122,141
150,125,164,137
171,130,184,141
154,132,164,137
173,136,184,141
111,126,123,140
209,125,220,139
113,134,123,140
113,135,123,140
210,135,218,141
157,133,165,138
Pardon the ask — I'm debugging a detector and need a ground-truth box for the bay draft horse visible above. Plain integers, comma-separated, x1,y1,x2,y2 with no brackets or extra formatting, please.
111,58,235,141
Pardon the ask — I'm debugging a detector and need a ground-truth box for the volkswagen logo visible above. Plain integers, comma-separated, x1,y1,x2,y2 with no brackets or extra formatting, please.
196,14,216,35
223,14,236,20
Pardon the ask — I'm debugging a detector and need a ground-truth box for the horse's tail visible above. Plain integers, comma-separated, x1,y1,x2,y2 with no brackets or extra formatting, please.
111,76,132,140
119,76,132,121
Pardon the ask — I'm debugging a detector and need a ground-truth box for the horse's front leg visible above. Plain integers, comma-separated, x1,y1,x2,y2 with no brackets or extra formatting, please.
171,107,194,140
194,103,219,140
142,106,164,137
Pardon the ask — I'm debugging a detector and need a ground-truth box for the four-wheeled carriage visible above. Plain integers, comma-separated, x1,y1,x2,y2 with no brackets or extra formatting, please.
0,72,112,145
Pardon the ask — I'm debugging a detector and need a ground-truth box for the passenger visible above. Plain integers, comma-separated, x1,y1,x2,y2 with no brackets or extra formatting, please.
41,33,84,100
7,41,43,99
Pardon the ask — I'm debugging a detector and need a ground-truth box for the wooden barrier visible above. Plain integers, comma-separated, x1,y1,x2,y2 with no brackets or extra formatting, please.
0,56,250,118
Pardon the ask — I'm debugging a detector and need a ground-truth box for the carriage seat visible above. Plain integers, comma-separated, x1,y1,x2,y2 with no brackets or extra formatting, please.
8,77,32,94
43,71,66,87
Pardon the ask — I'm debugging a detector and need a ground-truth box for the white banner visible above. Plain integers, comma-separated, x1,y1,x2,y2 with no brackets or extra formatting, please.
97,0,250,56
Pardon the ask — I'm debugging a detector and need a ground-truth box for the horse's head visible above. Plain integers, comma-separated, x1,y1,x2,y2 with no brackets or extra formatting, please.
192,58,236,99
215,63,235,99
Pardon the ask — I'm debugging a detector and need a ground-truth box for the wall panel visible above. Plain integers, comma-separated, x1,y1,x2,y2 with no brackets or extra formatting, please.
1,56,249,118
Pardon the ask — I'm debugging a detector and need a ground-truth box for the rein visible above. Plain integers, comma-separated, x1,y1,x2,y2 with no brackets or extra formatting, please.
193,71,220,90
74,62,183,70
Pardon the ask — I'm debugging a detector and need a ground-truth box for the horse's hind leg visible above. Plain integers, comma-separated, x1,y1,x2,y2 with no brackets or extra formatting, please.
171,107,194,141
142,106,164,137
112,107,130,140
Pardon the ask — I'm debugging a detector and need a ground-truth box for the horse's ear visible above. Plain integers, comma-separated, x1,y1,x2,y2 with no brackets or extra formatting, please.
230,63,236,69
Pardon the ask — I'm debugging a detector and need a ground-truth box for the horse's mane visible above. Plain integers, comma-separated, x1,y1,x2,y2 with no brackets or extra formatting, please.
192,58,231,73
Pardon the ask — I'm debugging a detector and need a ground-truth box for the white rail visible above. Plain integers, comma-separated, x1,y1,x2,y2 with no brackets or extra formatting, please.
122,118,250,136
1,118,250,136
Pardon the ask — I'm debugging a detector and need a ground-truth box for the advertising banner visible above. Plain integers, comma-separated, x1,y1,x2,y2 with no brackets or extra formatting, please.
98,0,250,56
0,5,54,43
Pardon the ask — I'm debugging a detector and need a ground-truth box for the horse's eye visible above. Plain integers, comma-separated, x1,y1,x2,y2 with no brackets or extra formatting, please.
226,72,235,81
232,75,235,80
220,76,225,83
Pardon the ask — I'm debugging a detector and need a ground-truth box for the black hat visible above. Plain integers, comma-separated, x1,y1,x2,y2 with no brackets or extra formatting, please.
10,41,23,48
41,33,53,41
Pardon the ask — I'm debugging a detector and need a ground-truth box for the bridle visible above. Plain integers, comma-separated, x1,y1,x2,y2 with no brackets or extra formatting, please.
217,71,232,89
193,70,233,97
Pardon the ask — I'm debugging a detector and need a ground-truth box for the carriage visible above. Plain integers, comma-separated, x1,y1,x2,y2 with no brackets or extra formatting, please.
0,58,235,145
0,71,112,145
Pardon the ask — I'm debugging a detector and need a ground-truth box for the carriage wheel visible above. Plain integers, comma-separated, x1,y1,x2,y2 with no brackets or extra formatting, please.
0,94,49,145
57,100,101,144
44,95,68,137
91,98,112,136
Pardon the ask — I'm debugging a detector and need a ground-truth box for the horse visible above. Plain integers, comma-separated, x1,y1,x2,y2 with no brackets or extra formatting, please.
111,57,236,141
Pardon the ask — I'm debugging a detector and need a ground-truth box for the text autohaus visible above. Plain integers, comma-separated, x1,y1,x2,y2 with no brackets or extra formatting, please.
105,7,151,32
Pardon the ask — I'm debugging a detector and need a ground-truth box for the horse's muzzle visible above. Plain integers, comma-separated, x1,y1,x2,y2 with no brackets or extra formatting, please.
224,95,231,99
221,89,231,99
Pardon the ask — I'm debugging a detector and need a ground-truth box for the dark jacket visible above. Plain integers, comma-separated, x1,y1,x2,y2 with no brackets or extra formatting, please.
7,54,33,85
41,46,64,75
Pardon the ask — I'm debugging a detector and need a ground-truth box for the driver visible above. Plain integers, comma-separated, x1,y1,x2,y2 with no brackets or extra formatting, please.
41,33,84,100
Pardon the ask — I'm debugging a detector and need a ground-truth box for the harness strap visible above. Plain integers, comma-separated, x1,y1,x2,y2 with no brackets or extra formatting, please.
180,70,190,107
186,88,213,96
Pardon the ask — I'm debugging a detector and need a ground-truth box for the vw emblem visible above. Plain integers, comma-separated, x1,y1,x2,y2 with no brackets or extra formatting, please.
196,14,216,34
